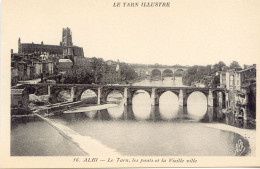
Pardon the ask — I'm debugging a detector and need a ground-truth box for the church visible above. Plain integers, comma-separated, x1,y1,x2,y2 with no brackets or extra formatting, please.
18,27,84,57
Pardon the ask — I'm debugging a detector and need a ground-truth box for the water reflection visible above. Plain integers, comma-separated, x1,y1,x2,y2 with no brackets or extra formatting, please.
81,90,98,118
159,91,179,120
85,110,97,119
132,90,151,120
187,92,207,121
107,91,124,119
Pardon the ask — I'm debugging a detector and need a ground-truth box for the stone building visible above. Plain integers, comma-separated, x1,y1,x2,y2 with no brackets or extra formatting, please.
18,27,84,58
73,56,90,67
11,52,54,85
11,88,29,108
219,65,256,122
57,59,73,73
220,65,256,91
11,27,84,85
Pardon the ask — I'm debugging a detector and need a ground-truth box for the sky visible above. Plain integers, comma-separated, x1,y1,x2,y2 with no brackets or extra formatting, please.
2,0,260,66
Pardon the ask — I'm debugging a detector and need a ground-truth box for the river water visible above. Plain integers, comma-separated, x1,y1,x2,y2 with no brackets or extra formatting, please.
11,77,251,156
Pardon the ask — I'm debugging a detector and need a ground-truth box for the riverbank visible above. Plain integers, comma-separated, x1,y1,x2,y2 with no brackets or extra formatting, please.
203,123,256,156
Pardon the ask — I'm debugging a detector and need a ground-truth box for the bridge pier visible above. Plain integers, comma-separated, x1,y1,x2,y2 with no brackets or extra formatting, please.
178,89,187,119
97,87,101,105
70,86,75,102
178,89,187,107
123,87,128,105
47,85,51,97
208,90,213,107
127,96,132,105
207,89,213,122
151,88,156,105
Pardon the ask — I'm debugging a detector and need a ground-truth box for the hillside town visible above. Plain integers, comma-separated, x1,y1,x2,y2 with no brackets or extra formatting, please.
4,0,259,161
9,27,257,160
11,28,136,86
11,27,256,129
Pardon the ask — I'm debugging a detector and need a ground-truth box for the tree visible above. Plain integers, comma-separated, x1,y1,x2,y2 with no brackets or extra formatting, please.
212,74,220,88
121,64,138,81
229,61,241,69
90,57,105,84
182,61,223,86
213,61,226,71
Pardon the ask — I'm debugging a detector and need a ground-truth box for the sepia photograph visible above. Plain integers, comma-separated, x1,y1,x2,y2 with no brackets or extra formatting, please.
0,0,259,168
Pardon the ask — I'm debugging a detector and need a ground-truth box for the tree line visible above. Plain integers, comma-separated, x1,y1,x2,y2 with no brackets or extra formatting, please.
182,61,241,87
61,57,138,84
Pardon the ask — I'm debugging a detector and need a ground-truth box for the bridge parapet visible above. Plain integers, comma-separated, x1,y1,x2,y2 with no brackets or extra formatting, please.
18,83,225,91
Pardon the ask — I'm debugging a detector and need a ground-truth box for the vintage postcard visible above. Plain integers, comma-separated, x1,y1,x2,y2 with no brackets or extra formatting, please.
0,0,260,168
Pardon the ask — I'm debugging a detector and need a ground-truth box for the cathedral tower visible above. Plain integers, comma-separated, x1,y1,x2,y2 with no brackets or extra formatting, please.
18,37,21,53
62,27,73,56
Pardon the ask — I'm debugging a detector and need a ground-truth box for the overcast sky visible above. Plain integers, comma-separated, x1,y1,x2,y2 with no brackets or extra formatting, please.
2,0,260,66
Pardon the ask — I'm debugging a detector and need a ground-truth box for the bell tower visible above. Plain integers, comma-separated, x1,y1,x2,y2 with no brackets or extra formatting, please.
18,37,21,54
62,27,73,56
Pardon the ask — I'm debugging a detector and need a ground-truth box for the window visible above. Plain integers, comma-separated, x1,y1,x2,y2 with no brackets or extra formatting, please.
222,74,226,84
230,75,234,86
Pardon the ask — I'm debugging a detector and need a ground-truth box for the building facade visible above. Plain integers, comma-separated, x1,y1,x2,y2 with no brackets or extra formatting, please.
219,65,256,122
100,60,121,84
11,52,55,85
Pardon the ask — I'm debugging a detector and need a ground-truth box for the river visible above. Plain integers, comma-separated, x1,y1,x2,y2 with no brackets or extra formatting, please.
11,77,252,156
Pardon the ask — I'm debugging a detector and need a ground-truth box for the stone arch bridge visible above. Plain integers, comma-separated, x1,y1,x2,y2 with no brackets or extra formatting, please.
133,66,190,78
21,84,226,121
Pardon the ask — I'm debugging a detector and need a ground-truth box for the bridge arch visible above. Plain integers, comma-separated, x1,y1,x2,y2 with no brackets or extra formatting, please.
76,89,99,119
157,90,179,98
73,87,98,101
106,90,124,104
174,69,185,77
162,69,174,77
79,89,97,103
26,85,49,95
56,89,71,102
101,88,124,104
128,88,152,99
151,69,162,78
